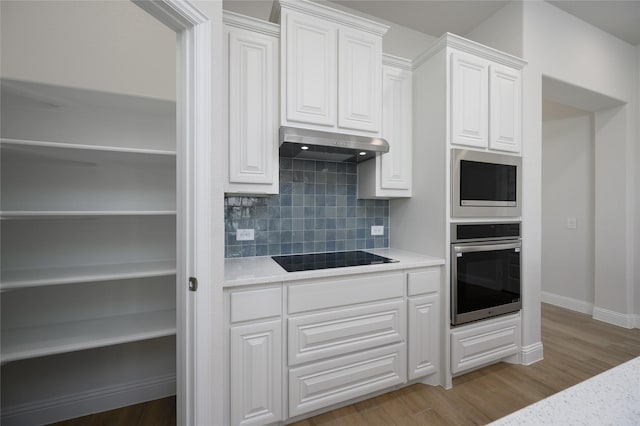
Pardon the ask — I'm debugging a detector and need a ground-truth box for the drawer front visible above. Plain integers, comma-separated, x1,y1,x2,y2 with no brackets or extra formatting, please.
450,315,520,374
231,287,282,323
289,343,406,417
288,272,404,314
288,300,405,366
407,268,441,296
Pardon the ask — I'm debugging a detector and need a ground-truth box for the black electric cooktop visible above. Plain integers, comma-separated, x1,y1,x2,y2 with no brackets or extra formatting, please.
272,250,397,272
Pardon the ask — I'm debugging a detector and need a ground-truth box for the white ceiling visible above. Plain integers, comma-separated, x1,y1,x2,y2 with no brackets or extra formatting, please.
330,0,640,46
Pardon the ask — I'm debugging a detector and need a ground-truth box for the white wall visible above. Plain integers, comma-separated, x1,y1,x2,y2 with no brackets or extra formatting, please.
0,0,176,100
523,2,636,328
541,100,594,312
465,0,523,57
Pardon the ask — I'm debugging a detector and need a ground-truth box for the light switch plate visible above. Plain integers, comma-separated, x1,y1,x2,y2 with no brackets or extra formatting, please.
371,225,384,236
237,229,255,241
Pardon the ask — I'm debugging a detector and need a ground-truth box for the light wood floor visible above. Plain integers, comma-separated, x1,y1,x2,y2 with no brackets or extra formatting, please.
51,304,640,426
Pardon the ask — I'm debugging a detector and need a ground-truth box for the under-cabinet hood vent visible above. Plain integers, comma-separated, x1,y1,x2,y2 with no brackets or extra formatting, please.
279,126,389,163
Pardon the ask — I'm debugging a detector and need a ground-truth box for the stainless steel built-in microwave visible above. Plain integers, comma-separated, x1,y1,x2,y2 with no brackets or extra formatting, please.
451,148,522,218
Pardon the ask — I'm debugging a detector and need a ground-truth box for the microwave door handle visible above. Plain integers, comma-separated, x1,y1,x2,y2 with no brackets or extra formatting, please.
455,242,521,254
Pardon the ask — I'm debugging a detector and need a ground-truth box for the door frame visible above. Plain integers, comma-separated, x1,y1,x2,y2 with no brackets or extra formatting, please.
132,1,222,425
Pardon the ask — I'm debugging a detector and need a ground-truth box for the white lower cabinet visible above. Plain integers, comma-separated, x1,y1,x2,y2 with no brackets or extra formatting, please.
226,266,443,424
408,294,439,380
230,320,283,426
289,343,406,417
450,314,521,375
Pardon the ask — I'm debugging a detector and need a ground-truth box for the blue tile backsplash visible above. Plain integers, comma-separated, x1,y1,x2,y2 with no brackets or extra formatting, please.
224,158,389,258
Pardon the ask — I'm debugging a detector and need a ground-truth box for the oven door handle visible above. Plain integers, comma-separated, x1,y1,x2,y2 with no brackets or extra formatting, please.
454,242,521,255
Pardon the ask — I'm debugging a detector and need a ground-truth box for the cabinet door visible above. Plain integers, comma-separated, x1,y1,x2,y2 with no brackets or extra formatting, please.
338,28,381,133
408,294,439,380
227,28,279,194
380,64,412,192
230,320,282,426
283,11,337,128
450,51,489,148
489,64,522,153
450,315,520,375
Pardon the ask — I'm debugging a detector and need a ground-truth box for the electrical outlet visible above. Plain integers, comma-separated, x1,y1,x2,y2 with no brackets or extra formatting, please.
371,225,384,236
236,229,255,241
567,217,577,230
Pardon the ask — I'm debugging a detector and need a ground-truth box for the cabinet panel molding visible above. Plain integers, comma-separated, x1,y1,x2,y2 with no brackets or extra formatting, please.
288,343,406,417
450,315,520,374
338,28,381,133
284,11,337,127
450,52,489,148
288,299,404,365
230,320,283,426
408,294,439,380
489,64,522,153
227,26,279,193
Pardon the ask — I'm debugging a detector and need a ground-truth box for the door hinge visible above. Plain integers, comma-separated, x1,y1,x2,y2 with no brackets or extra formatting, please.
189,277,198,292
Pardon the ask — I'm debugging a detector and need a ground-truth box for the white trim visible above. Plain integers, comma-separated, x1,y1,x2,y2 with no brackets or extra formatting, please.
593,307,635,329
541,291,594,315
1,375,175,426
520,342,544,365
131,2,221,426
634,315,640,329
223,10,280,37
414,32,527,70
275,0,389,36
382,53,413,71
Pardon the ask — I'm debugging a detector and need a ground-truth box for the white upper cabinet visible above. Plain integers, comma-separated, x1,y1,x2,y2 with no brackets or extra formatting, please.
489,63,522,152
445,36,524,153
284,10,337,127
450,52,489,149
358,55,412,199
224,12,280,195
338,28,382,133
278,0,388,136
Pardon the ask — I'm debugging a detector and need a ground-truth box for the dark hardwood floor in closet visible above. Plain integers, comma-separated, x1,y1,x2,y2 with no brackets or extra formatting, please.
51,303,640,426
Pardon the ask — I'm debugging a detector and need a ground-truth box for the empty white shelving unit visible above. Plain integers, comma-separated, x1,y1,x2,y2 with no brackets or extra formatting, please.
0,78,178,425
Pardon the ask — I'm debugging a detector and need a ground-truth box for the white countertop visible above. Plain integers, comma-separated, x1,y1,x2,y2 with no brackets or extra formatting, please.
491,356,640,425
224,248,444,287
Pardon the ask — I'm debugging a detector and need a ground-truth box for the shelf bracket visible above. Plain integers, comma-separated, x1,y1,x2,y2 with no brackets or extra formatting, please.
189,277,198,292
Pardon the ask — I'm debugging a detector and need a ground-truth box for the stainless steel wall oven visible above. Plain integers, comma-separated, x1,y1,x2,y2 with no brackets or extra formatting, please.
451,222,522,326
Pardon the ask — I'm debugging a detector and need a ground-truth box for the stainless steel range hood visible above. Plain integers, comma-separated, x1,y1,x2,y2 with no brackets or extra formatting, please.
279,126,389,163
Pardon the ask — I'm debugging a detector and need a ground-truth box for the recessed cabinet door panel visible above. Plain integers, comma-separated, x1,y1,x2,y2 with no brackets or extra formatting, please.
338,29,381,133
408,294,439,380
228,29,278,190
288,299,405,366
451,52,489,148
489,64,521,153
230,320,282,426
380,65,412,191
289,344,406,417
284,11,337,127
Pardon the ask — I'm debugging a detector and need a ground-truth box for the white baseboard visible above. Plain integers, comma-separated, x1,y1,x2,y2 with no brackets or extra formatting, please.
1,374,176,426
520,342,544,365
541,291,593,314
593,307,635,329
634,315,640,329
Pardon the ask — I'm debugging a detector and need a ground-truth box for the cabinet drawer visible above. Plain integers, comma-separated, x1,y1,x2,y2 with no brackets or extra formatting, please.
450,315,520,375
288,272,403,314
230,287,282,323
289,343,406,417
288,300,405,366
407,268,440,296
